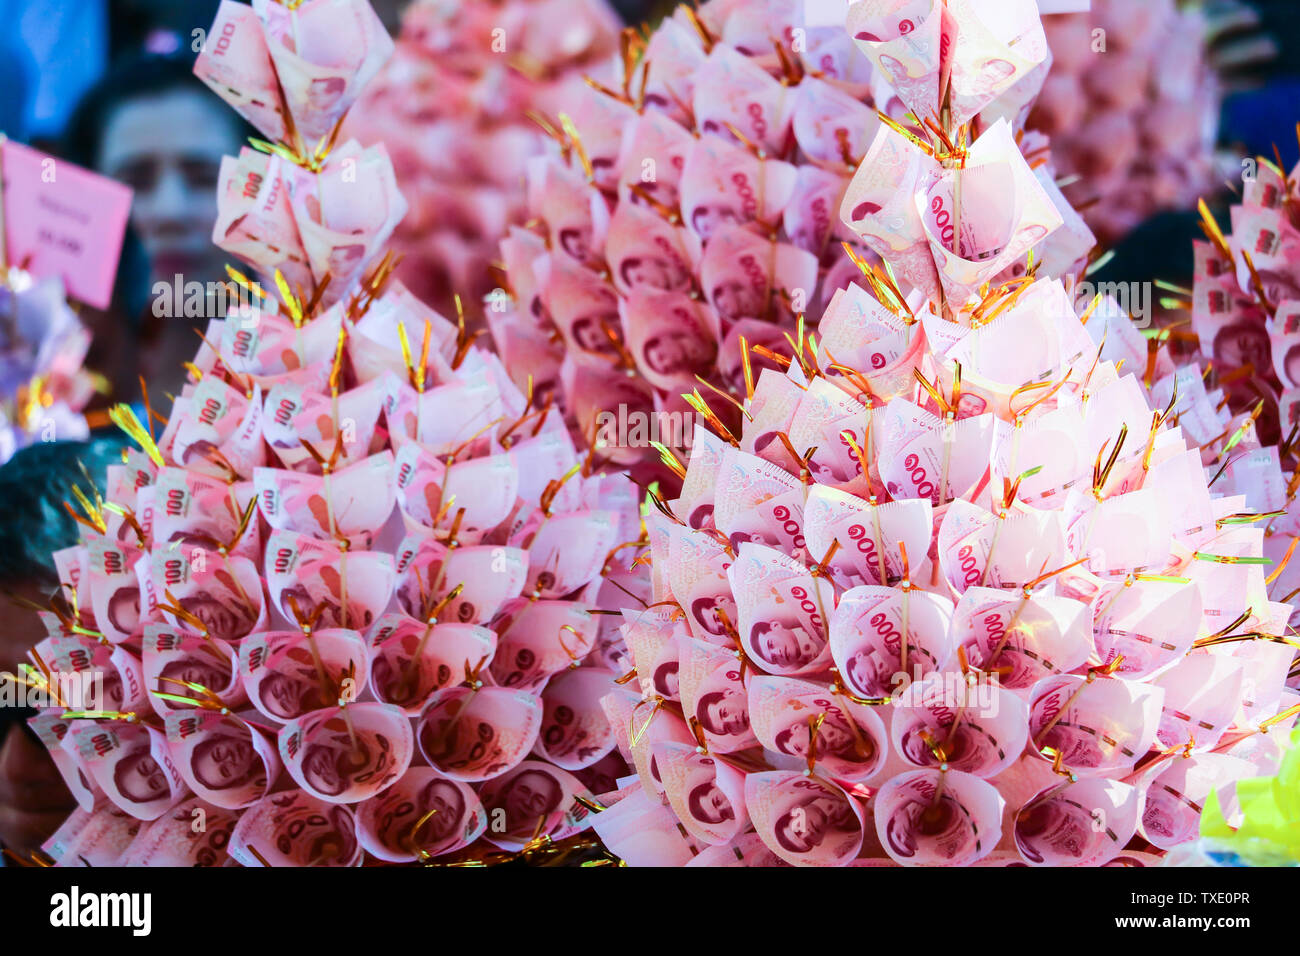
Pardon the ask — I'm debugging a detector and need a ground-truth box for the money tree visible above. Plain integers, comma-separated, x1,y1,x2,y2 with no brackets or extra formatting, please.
589,0,1300,867
13,0,644,868
1152,139,1300,663
1175,146,1300,542
488,0,1092,484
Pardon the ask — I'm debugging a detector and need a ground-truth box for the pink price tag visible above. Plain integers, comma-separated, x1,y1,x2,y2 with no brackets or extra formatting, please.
1,139,133,310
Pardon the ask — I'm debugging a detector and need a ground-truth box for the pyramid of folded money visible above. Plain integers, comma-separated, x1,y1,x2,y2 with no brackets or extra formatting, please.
344,0,622,314
17,0,645,868
1029,0,1221,243
1,272,96,464
490,0,1095,484
589,0,1300,867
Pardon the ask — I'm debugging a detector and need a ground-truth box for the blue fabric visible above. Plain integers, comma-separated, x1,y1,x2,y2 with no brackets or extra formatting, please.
1222,80,1300,171
0,10,34,139
0,0,108,140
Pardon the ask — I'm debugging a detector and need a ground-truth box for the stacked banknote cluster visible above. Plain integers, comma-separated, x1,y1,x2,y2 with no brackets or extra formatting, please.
1029,0,1221,243
345,0,622,312
590,0,1300,867
0,272,96,463
489,0,891,477
1178,148,1300,610
194,0,405,304
489,0,1093,482
1187,150,1300,431
15,0,645,868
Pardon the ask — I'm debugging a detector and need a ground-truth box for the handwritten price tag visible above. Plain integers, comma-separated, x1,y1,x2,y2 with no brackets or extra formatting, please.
1,139,133,309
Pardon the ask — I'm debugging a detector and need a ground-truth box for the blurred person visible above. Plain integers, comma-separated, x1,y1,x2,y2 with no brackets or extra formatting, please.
65,55,251,403
109,0,221,61
0,438,125,671
0,438,124,858
0,725,73,864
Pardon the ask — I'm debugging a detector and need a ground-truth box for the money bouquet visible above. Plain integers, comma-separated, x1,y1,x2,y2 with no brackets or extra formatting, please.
1147,144,1300,614
1180,150,1300,437
10,0,646,868
344,0,622,313
0,270,96,464
589,0,1299,868
1029,0,1221,243
195,0,406,304
490,0,1092,482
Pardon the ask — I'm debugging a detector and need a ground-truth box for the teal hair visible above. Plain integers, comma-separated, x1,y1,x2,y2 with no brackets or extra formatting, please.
0,437,128,586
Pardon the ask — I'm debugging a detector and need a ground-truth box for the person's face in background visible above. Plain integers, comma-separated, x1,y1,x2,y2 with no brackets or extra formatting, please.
558,227,591,262
700,689,748,737
777,800,828,852
260,670,319,720
690,204,739,241
571,315,620,354
777,718,853,759
621,256,678,291
0,587,48,676
107,586,141,637
302,742,352,797
652,661,679,699
159,659,228,698
307,78,347,113
98,89,240,287
846,649,889,697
